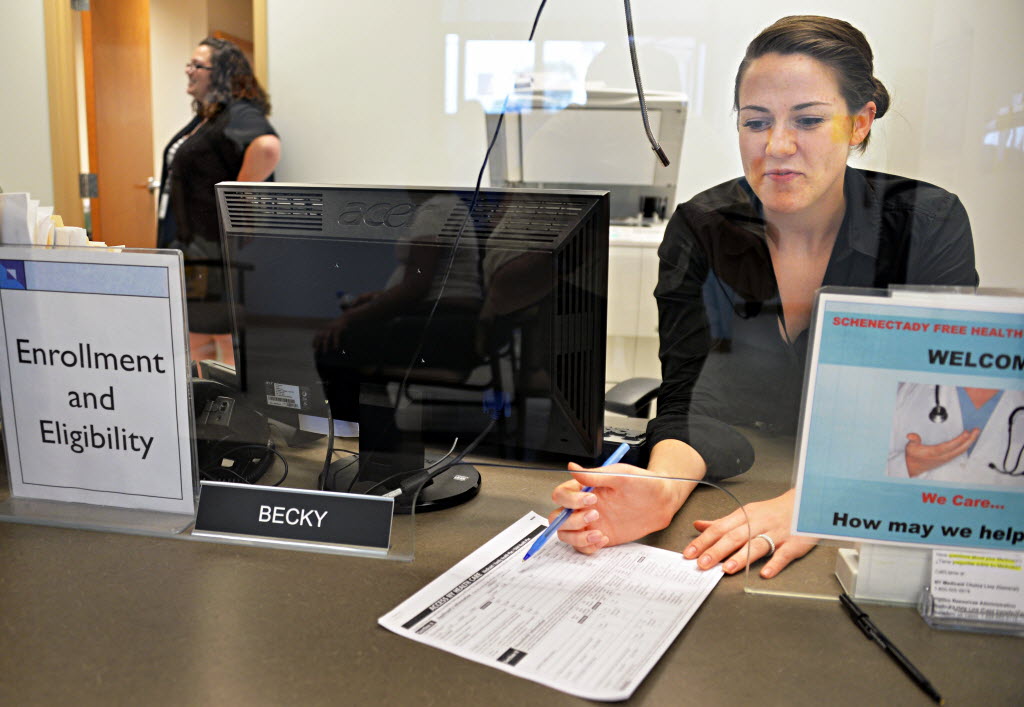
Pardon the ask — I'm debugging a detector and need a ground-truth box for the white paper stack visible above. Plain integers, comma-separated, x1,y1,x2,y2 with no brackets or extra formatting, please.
0,191,117,248
0,192,35,244
52,226,89,246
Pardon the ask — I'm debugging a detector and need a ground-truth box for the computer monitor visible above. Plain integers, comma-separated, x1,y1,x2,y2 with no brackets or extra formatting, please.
216,183,609,509
485,88,687,223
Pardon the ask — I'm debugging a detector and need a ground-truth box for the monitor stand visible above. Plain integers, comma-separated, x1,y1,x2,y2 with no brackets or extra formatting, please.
325,461,480,514
321,383,481,514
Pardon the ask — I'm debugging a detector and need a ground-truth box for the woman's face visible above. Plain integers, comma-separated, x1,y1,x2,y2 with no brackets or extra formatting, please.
185,45,214,102
737,52,874,220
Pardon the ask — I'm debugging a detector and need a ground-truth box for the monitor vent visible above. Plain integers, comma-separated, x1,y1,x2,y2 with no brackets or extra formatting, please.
223,189,325,232
439,195,585,245
552,213,606,439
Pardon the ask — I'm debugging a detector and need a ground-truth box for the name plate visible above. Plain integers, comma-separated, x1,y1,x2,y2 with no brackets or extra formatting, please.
193,482,393,551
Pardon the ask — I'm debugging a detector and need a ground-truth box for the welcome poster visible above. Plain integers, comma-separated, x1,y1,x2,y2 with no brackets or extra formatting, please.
793,289,1024,550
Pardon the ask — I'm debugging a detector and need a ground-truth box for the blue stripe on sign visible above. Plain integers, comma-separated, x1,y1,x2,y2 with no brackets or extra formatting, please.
24,260,168,297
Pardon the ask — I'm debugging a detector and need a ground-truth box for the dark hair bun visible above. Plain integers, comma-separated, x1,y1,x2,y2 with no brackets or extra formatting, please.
872,76,890,120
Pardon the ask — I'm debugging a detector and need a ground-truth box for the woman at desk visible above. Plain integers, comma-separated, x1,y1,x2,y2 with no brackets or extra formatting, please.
548,16,978,577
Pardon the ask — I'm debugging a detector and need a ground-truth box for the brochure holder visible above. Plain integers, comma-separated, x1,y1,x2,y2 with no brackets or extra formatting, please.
918,588,1024,637
835,543,931,605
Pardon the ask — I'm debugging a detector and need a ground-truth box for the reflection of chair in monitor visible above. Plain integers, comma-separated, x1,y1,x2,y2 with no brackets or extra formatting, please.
216,183,609,510
485,88,687,224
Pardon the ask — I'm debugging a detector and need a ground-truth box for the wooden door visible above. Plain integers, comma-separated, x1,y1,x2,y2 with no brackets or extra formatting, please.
82,0,156,248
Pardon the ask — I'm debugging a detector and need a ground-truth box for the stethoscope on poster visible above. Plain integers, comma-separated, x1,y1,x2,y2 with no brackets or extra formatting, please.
928,385,1024,475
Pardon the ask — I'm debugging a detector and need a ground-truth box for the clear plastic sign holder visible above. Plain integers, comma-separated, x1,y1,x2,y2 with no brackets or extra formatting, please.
744,286,1024,631
0,492,197,537
0,245,197,537
917,550,1024,637
0,244,418,561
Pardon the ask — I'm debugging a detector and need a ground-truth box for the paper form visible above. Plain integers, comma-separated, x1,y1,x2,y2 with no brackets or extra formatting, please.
378,512,722,701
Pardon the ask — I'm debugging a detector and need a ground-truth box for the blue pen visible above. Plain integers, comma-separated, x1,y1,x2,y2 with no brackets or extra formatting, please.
523,442,631,561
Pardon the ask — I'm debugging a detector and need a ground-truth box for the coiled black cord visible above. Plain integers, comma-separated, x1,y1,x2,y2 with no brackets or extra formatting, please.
624,0,670,166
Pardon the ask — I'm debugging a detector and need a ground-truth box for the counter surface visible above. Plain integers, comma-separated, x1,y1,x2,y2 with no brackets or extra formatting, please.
1,431,1020,706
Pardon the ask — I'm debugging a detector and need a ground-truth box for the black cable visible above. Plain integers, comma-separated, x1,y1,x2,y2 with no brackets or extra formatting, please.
390,419,497,501
448,460,568,473
328,455,360,490
339,0,549,493
528,0,548,38
319,400,336,491
199,442,289,486
623,0,670,166
327,444,361,490
443,418,498,469
215,443,290,486
199,464,250,484
392,0,551,411
361,436,461,497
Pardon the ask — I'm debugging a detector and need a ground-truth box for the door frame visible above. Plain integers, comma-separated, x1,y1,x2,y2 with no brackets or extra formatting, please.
42,0,268,234
42,0,84,228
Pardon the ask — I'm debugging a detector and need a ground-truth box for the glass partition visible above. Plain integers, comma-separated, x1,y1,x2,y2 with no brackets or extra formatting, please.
249,1,1022,573
5,2,1020,577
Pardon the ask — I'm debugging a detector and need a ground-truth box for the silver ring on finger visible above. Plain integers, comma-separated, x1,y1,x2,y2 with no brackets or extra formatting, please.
755,533,775,556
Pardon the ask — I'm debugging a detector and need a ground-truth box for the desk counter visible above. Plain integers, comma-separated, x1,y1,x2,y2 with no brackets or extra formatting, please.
1,432,1020,705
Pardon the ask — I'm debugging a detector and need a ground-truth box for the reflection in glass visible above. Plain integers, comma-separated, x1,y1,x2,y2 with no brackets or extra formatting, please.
218,184,609,511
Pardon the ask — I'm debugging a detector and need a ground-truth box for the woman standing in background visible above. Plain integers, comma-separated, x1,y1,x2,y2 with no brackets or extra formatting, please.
157,37,280,365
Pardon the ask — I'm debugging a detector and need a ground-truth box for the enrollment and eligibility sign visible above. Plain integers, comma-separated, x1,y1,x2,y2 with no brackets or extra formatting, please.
0,247,195,516
794,290,1024,551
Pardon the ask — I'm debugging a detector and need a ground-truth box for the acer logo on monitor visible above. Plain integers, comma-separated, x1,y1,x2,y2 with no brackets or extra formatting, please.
337,201,441,229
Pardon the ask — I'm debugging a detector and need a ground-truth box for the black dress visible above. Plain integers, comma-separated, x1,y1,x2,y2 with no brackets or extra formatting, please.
157,100,277,333
645,167,979,480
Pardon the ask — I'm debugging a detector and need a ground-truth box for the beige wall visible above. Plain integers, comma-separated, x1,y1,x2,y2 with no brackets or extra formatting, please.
267,0,1024,288
150,0,209,186
0,2,53,204
150,0,256,183
208,0,254,40
6,1,1021,288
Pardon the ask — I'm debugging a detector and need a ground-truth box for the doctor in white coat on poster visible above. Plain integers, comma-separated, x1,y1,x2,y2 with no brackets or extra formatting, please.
888,382,1024,486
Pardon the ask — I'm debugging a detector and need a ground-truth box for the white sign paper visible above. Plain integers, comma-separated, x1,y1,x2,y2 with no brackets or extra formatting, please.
792,290,1024,550
0,247,194,514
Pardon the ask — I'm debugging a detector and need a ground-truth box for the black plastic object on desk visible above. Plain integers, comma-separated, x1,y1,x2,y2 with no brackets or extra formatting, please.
192,377,274,484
